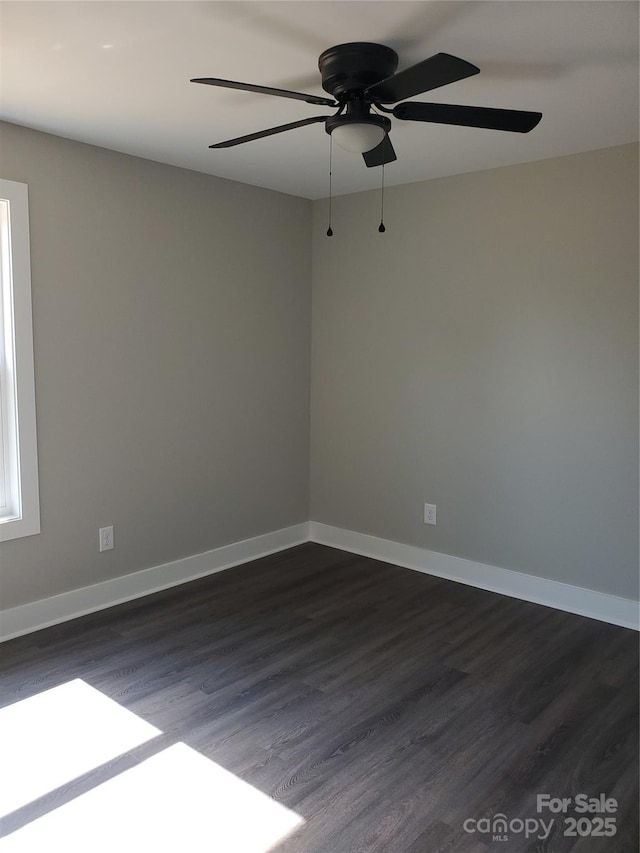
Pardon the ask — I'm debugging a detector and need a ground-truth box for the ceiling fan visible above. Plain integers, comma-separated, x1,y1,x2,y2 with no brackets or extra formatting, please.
191,42,542,167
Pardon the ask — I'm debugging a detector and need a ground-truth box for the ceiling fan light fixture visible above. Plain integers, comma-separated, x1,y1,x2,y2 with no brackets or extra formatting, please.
331,121,386,153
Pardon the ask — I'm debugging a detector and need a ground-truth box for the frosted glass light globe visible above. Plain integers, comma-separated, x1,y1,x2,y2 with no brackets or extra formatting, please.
331,123,385,153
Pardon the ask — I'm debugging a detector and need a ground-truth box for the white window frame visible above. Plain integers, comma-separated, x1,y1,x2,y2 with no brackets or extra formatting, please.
0,178,40,541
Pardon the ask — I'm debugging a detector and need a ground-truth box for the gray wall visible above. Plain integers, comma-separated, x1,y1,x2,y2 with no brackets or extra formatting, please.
1,125,637,612
0,121,311,609
311,144,639,600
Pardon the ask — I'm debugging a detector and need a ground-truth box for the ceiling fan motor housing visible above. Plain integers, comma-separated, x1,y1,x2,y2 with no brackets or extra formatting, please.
318,42,399,99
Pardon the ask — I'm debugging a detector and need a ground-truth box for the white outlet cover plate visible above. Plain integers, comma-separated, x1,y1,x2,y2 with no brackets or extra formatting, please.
424,504,437,525
99,526,114,552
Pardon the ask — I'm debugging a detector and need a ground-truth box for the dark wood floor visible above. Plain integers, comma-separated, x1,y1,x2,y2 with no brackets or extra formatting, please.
1,543,638,852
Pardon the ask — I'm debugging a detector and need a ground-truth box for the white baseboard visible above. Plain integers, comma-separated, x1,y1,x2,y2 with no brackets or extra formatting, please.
309,522,639,631
2,520,637,641
0,523,310,642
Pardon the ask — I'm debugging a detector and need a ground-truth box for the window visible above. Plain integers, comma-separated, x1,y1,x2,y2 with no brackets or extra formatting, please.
0,178,40,541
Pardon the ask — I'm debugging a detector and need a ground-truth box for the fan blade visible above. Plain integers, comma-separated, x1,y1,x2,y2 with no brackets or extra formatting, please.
363,135,397,168
393,101,542,132
365,53,479,104
209,115,328,148
192,77,336,107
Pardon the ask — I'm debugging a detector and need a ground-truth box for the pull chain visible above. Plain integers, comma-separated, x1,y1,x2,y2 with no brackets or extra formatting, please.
326,136,334,237
378,163,386,233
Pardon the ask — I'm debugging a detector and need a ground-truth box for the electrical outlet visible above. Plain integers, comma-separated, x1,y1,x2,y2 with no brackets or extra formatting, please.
99,525,114,552
424,504,437,525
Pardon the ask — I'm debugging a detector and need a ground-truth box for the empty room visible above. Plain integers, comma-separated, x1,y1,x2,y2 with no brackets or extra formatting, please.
0,2,638,851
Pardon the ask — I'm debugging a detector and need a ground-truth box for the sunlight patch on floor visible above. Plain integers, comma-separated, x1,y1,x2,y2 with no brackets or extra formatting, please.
1,742,304,852
0,679,160,816
0,680,304,852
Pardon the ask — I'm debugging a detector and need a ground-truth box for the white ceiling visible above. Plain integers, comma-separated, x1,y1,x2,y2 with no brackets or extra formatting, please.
1,1,638,199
